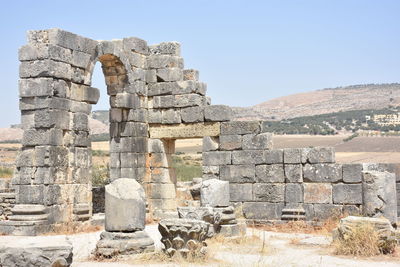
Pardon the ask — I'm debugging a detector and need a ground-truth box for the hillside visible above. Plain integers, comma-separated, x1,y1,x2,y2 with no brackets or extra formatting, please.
232,83,400,121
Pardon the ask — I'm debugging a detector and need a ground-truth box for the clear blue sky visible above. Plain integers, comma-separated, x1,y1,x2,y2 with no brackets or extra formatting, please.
1,0,399,127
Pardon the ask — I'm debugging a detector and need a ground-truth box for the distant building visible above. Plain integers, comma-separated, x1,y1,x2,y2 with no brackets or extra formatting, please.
372,113,400,126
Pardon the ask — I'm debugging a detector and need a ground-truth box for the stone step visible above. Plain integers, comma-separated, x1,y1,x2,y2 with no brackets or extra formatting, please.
281,214,306,221
73,203,90,215
8,214,48,222
74,213,91,221
281,208,305,215
0,192,16,199
11,204,47,215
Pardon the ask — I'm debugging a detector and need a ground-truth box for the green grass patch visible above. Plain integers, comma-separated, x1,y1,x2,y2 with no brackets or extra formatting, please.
171,156,202,182
0,167,14,178
92,150,110,157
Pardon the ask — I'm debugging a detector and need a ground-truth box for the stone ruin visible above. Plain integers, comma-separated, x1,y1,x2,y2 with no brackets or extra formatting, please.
0,28,399,239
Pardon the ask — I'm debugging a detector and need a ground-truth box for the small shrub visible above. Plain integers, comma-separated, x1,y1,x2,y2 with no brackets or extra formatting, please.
333,223,381,256
92,164,109,186
92,150,109,157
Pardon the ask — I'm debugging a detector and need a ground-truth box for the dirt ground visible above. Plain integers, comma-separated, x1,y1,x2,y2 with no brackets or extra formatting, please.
70,224,400,267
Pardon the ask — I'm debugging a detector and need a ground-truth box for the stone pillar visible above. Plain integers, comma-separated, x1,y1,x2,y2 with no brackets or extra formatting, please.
96,178,154,257
362,171,397,225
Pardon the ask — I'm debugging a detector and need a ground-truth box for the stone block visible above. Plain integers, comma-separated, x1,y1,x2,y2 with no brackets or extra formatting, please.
242,133,273,150
264,149,283,164
229,184,253,202
201,178,230,207
304,183,332,204
285,183,303,203
302,147,335,163
362,171,397,224
220,135,242,150
303,164,342,183
148,81,206,96
342,163,363,183
148,109,162,123
202,151,231,165
204,105,232,122
220,121,260,135
242,202,284,220
22,128,63,146
19,43,72,63
147,55,183,69
253,183,284,202
180,106,204,123
202,136,219,151
152,95,174,108
284,164,303,183
332,183,362,204
313,204,342,220
255,164,285,183
174,94,205,108
20,59,72,80
16,185,44,204
45,28,98,53
123,37,148,54
105,178,146,232
232,150,264,164
149,41,181,55
70,84,100,104
19,78,69,97
148,168,172,184
220,165,256,183
149,122,220,139
0,236,73,267
161,109,181,124
33,109,69,129
71,50,91,68
156,68,183,82
283,148,302,164
71,112,88,131
202,165,219,176
183,69,199,81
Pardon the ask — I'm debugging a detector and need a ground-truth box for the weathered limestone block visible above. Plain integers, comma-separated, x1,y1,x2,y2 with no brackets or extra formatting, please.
177,206,216,224
284,164,303,183
332,183,362,204
302,147,335,163
313,204,342,220
22,128,63,146
150,42,181,56
242,202,284,220
232,150,264,164
242,133,273,150
202,151,231,166
174,94,205,108
158,219,209,257
303,164,342,183
204,105,232,122
255,164,285,183
304,183,332,204
183,69,199,81
229,183,253,202
253,183,284,202
145,183,176,199
220,121,260,135
333,216,397,253
342,163,363,183
220,165,255,183
156,68,183,82
362,171,397,224
200,178,229,207
19,78,69,97
285,183,303,203
0,236,73,267
19,59,72,80
202,136,219,151
123,37,148,54
180,106,204,123
19,43,72,63
284,148,302,164
95,231,155,257
149,122,220,139
147,55,183,69
105,178,146,232
219,135,242,150
161,109,181,124
264,149,283,164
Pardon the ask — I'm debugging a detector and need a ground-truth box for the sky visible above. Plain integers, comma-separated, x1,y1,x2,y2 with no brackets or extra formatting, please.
0,0,399,127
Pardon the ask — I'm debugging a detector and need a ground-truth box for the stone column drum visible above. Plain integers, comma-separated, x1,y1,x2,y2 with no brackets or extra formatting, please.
96,178,154,257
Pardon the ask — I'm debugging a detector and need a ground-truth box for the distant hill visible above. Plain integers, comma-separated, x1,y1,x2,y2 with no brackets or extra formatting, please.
232,83,400,121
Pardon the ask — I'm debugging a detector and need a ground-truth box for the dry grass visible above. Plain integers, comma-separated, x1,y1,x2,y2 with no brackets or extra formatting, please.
207,233,269,255
45,222,103,235
333,223,381,256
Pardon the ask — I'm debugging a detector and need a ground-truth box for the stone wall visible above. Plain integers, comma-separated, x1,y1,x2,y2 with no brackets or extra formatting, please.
202,121,398,223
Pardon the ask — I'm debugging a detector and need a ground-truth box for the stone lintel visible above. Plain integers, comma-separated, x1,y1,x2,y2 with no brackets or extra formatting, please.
149,122,220,139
